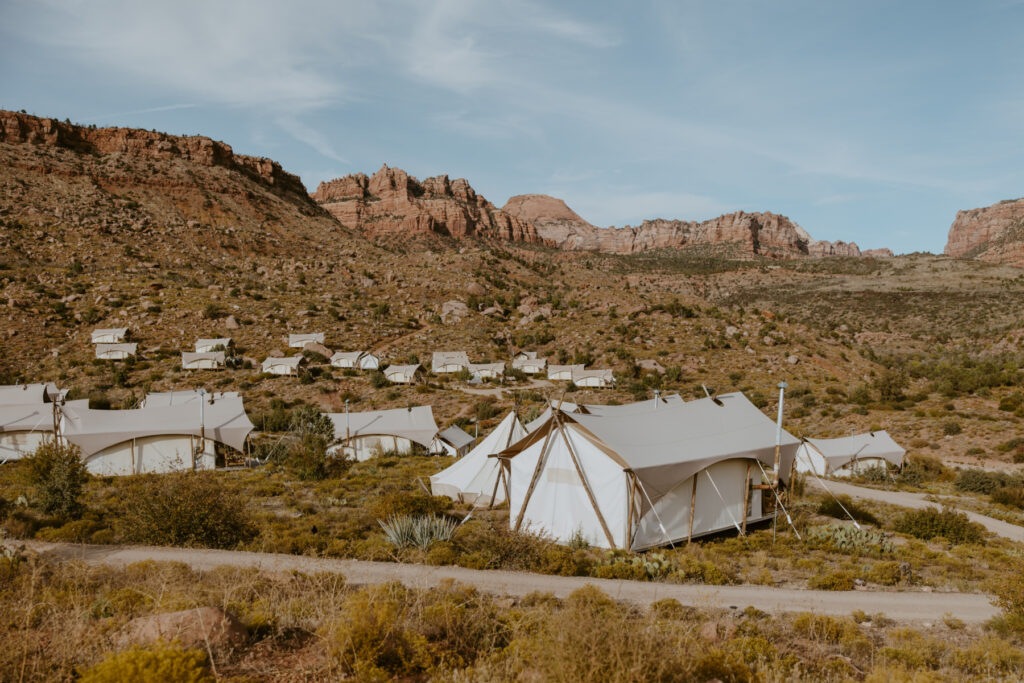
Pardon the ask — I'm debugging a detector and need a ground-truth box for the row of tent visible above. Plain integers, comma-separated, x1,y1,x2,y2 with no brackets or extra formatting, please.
430,393,906,550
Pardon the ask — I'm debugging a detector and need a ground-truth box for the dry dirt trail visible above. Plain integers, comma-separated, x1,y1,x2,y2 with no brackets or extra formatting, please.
806,479,1024,543
5,539,997,624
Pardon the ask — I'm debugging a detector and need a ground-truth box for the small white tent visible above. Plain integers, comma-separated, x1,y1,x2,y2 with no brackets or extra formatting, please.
435,425,475,457
181,351,225,370
0,384,64,461
359,352,381,370
95,343,137,360
331,351,364,369
432,351,470,374
431,411,527,505
327,406,440,461
60,395,253,476
289,333,325,348
195,338,231,353
92,328,128,344
469,362,505,380
796,431,906,478
499,393,799,550
547,364,583,381
262,356,303,375
572,368,615,388
512,356,547,374
384,364,422,384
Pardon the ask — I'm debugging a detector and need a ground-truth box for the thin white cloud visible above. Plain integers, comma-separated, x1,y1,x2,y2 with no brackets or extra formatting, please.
276,115,349,164
77,103,198,122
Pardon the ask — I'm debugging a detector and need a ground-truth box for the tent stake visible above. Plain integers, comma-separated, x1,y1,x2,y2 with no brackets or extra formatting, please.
559,424,617,550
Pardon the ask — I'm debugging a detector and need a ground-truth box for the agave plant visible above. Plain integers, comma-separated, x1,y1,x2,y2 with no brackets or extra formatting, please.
379,514,458,550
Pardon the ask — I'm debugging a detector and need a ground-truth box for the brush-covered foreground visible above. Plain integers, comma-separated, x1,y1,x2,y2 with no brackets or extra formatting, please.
0,454,1019,594
3,551,1024,682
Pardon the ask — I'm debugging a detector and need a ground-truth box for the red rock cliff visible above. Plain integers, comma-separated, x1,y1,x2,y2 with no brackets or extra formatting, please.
945,198,1024,267
313,165,544,243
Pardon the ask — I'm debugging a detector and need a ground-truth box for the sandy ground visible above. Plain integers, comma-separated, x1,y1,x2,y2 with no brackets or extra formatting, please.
806,479,1024,542
4,538,998,624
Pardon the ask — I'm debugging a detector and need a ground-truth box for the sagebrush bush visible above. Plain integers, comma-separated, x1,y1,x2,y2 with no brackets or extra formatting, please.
897,453,950,487
20,440,89,518
817,495,879,526
991,487,1024,509
893,507,985,545
115,472,257,548
955,468,1012,494
808,570,856,591
79,643,213,683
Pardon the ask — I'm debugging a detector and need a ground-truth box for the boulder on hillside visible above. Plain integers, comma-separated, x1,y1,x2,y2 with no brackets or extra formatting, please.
116,607,247,650
441,300,469,323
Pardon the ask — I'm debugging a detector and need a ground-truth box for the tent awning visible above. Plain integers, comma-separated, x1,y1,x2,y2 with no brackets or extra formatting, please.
327,406,439,449
804,431,906,471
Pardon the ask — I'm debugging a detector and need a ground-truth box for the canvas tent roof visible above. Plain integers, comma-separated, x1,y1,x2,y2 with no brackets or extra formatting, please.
60,395,254,457
803,431,906,471
437,425,474,450
432,351,469,368
469,362,504,373
142,390,239,408
548,364,584,375
182,351,225,364
96,343,137,356
195,338,231,349
327,406,439,449
572,368,614,382
289,333,324,345
91,328,128,342
384,363,421,376
0,404,54,434
331,351,364,362
505,392,799,503
0,383,60,406
525,394,685,432
512,356,547,368
431,411,527,504
262,356,303,369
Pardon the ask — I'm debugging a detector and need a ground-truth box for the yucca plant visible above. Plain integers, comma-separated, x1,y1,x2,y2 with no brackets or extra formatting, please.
379,514,458,550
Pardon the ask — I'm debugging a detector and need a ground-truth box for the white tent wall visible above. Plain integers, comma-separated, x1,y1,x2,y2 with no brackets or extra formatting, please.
794,442,829,476
331,434,414,461
831,457,890,478
632,458,763,549
85,435,215,476
431,411,526,505
0,431,48,462
508,424,630,549
359,354,381,370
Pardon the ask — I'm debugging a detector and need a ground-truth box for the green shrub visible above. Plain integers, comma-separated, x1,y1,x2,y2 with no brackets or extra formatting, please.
808,524,894,556
79,643,213,683
379,514,458,550
20,441,89,518
817,495,879,526
941,420,962,435
893,507,985,545
865,561,906,586
115,472,257,548
991,487,1024,509
897,453,950,486
955,469,1011,495
808,570,856,590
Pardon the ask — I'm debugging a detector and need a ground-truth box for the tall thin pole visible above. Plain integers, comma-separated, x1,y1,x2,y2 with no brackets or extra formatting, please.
772,381,787,487
197,388,206,470
345,398,351,443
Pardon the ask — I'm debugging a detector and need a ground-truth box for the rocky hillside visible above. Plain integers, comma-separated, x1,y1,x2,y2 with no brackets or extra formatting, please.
312,166,543,244
503,193,870,258
945,198,1024,267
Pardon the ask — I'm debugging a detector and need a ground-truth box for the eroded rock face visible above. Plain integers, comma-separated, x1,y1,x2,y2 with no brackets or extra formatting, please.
503,194,860,258
945,198,1024,267
312,165,544,243
0,111,310,206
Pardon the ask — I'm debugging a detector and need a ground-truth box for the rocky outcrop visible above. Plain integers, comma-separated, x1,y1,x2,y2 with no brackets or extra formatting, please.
503,194,864,258
313,165,544,243
945,198,1024,267
0,111,311,206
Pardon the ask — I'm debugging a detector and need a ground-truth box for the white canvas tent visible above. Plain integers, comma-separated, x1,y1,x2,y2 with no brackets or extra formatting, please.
96,343,137,360
92,328,128,344
572,368,615,388
498,393,799,550
432,351,470,374
289,333,325,348
262,356,303,375
512,356,547,374
435,424,475,457
60,395,254,476
547,364,584,381
384,364,422,384
431,411,527,505
796,431,906,478
0,384,66,462
330,351,364,369
327,405,440,461
359,352,381,370
181,351,225,370
195,338,231,353
469,362,505,380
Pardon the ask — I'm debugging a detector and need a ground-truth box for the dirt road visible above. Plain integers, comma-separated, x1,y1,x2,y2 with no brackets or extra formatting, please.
5,539,998,623
806,479,1024,543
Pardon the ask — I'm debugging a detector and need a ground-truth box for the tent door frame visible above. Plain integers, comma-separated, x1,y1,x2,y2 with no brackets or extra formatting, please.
558,424,617,550
513,415,559,532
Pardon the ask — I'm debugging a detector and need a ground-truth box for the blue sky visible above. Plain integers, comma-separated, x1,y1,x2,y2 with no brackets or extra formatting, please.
2,1,1022,253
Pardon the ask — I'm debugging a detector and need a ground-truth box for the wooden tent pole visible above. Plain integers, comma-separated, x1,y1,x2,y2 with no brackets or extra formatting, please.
741,460,753,535
513,417,558,532
626,472,638,550
687,474,698,543
501,461,512,505
487,461,502,509
559,426,617,550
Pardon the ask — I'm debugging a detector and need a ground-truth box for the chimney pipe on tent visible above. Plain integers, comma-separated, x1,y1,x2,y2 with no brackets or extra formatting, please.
345,399,350,443
654,389,660,407
197,388,207,470
772,382,787,486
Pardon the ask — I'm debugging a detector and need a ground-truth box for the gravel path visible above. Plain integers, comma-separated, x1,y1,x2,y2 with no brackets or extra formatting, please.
806,479,1024,543
5,539,998,623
